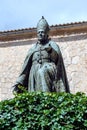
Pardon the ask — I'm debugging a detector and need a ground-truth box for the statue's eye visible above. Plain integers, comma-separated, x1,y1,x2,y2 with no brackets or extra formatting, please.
38,31,45,34
38,31,41,34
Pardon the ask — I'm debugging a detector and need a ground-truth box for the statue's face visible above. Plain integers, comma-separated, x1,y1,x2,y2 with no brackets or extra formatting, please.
37,29,48,42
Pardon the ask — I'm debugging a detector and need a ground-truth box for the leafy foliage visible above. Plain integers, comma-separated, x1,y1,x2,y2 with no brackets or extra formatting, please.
0,92,87,130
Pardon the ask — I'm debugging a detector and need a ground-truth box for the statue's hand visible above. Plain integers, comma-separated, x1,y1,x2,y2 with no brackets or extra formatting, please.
12,84,22,94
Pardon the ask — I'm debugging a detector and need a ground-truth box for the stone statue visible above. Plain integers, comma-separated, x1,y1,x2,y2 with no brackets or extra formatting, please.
12,16,70,93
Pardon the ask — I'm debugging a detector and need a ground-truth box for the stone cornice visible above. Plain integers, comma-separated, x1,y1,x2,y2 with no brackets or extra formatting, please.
0,21,87,41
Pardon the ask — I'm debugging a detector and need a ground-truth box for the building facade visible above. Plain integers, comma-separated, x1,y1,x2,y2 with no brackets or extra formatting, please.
0,22,87,100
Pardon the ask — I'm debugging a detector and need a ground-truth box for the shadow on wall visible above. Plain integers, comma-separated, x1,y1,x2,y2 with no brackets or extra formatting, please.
0,39,37,48
52,33,87,42
0,33,87,48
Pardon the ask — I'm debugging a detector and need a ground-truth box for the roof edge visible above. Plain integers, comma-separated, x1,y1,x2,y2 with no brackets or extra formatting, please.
0,21,87,41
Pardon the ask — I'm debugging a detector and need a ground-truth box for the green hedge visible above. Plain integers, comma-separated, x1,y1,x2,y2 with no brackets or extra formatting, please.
0,92,87,130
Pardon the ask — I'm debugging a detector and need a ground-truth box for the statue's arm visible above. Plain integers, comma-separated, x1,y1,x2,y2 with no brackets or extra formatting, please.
12,51,33,93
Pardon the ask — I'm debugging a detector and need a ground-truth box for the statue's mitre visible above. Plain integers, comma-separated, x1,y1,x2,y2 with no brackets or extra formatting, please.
37,16,50,32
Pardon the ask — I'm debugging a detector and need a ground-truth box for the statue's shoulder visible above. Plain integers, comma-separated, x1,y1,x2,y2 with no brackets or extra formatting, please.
48,39,60,52
26,43,37,56
26,43,36,58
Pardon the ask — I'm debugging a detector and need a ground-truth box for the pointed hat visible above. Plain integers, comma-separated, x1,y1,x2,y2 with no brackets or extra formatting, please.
37,16,50,32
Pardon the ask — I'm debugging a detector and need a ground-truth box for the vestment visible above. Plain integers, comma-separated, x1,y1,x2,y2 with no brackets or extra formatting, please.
15,39,70,92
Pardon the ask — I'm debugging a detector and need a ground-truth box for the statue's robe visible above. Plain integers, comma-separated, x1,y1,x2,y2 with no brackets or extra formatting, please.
15,40,70,92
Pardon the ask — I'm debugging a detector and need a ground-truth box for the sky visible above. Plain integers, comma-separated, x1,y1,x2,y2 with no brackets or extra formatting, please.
0,0,87,31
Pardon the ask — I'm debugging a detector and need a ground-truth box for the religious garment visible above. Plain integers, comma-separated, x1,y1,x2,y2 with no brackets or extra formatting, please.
15,39,70,92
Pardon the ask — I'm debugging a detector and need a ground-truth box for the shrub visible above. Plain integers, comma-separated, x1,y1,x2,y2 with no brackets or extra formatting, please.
0,92,87,130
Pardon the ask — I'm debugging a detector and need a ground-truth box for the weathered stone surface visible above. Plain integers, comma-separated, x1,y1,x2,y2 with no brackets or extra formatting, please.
0,33,87,100
57,34,87,94
72,56,79,64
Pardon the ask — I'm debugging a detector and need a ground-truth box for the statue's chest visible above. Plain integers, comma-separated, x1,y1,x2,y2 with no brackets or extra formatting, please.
32,44,58,64
32,48,49,63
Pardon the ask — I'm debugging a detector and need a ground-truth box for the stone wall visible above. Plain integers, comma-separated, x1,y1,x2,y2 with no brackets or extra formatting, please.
0,33,87,100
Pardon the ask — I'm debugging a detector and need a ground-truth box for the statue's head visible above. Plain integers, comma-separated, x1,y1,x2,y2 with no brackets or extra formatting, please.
37,16,50,42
